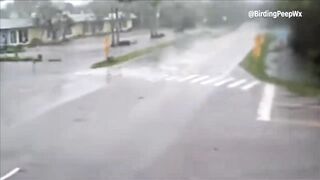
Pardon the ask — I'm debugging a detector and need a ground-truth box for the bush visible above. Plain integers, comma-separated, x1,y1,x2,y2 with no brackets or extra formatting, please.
0,45,24,54
28,38,43,47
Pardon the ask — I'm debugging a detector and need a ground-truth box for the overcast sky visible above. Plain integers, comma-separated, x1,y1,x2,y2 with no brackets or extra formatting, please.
0,0,93,9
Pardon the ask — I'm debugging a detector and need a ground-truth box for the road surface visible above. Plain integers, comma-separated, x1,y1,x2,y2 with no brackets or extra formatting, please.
1,23,319,180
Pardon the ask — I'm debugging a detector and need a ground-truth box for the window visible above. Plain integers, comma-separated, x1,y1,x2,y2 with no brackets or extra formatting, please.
18,29,28,43
10,31,16,44
0,31,8,47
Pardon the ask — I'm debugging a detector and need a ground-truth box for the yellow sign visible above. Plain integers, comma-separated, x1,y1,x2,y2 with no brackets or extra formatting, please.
104,35,112,60
252,34,265,59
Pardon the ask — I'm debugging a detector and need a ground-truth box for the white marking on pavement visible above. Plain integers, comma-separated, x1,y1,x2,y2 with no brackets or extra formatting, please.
178,74,199,82
1,168,20,180
257,84,275,121
241,81,260,91
227,79,247,88
190,75,210,83
214,77,234,87
200,76,225,85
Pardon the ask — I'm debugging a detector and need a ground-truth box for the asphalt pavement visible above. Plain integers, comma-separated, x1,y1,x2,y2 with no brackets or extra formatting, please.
1,22,319,180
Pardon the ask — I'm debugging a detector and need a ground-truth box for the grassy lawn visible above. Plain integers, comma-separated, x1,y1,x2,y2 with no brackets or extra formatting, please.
0,45,25,54
91,41,174,68
0,55,41,62
241,34,320,97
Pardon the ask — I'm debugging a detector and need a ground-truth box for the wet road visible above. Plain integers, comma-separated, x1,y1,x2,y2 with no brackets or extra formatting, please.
1,23,319,180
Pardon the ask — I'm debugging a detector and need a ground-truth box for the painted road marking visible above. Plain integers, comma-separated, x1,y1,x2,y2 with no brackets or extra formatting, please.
241,81,260,91
178,74,199,82
214,77,234,87
257,84,275,121
200,76,225,85
227,79,247,88
190,75,210,84
1,168,20,180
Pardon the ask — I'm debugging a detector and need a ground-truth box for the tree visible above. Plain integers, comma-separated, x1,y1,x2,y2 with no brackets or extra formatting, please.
64,2,75,13
89,0,120,45
0,8,9,18
118,0,162,38
277,0,320,77
13,0,38,18
35,2,60,40
60,14,73,41
34,1,73,42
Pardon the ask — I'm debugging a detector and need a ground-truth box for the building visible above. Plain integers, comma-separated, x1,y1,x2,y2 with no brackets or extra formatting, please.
0,18,34,46
68,12,110,38
0,12,136,47
0,18,62,47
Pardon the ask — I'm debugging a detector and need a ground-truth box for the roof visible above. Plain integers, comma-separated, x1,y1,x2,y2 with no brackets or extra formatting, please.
104,12,137,20
68,13,96,23
0,18,34,29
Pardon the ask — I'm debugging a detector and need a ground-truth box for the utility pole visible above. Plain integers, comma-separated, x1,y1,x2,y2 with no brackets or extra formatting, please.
115,7,120,45
111,8,116,47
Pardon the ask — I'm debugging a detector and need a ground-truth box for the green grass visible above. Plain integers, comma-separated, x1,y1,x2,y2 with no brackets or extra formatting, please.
91,41,174,68
241,34,320,97
0,56,41,62
0,45,25,54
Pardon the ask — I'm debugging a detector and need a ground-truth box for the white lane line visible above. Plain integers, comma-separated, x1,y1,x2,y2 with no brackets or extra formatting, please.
257,84,275,121
227,79,247,88
190,75,210,84
241,81,260,91
1,168,20,180
214,77,234,87
200,76,225,85
178,74,199,82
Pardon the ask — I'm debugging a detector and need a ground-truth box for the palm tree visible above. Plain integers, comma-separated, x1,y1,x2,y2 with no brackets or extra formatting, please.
34,2,73,42
118,0,162,39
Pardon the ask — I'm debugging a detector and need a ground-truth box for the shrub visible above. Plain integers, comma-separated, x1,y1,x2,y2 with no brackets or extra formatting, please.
29,38,43,47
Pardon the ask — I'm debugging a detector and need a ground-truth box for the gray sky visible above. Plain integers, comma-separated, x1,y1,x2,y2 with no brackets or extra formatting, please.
0,0,92,9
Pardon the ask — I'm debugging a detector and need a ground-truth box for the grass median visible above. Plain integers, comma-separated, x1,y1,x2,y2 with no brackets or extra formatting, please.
241,34,320,97
91,41,174,69
0,56,41,62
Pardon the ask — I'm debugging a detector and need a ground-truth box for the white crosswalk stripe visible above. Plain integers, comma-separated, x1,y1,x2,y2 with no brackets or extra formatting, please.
190,75,210,83
227,79,247,88
178,74,199,82
160,73,260,91
214,77,235,87
200,76,226,85
241,81,260,91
